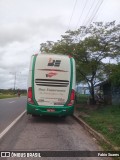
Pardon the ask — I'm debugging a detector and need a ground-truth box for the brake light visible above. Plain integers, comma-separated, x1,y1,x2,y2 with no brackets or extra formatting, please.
34,54,38,56
27,87,34,104
68,89,75,106
68,55,72,58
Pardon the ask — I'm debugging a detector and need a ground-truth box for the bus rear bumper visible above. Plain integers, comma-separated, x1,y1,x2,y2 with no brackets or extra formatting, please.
27,103,74,116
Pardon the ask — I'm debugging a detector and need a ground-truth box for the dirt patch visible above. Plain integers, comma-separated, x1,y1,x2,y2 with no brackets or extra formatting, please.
75,104,100,110
78,112,90,118
108,125,114,133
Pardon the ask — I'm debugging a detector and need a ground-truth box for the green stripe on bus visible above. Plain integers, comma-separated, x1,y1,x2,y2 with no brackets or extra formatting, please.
32,55,38,105
64,57,73,106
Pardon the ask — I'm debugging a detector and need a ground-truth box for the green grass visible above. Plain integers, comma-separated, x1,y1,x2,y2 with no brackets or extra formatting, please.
76,94,89,104
0,94,17,99
77,105,120,148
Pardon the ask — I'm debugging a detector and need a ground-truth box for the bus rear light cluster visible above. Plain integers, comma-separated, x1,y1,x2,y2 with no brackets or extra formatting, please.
68,89,75,106
27,87,34,104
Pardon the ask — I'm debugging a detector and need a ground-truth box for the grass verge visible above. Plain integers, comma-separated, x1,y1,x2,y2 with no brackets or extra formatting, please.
76,104,120,149
76,93,89,104
0,94,17,99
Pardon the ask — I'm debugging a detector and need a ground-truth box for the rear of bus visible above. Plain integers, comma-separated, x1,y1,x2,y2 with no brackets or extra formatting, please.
27,53,76,116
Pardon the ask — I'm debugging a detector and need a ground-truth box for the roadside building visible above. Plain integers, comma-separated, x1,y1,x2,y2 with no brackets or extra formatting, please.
95,80,120,105
76,83,90,95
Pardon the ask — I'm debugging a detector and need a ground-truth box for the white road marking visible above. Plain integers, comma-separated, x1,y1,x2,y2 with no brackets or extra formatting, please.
0,110,26,140
9,101,15,103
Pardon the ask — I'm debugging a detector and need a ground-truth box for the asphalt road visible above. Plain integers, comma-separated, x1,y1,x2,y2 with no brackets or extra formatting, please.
0,97,26,133
0,114,111,160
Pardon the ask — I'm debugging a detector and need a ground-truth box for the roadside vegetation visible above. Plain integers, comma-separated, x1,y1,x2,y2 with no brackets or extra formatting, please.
76,94,120,149
40,21,120,105
0,94,17,99
0,89,27,99
76,93,89,104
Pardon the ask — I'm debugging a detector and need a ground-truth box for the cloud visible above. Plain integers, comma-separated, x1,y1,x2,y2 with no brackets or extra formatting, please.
0,41,32,89
0,15,67,89
0,16,66,47
0,1,69,89
0,23,29,46
0,0,119,89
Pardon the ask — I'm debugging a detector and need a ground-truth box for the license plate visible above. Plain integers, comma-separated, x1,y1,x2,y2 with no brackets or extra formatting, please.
47,109,55,112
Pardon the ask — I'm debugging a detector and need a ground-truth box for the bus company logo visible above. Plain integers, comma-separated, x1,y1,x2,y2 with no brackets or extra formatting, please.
48,58,61,67
46,71,57,78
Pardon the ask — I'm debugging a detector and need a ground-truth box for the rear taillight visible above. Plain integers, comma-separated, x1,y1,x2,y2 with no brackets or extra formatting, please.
68,89,75,106
68,55,72,58
27,87,34,104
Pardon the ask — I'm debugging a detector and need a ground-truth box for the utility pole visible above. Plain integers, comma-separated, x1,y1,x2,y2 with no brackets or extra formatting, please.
10,72,21,91
14,72,16,91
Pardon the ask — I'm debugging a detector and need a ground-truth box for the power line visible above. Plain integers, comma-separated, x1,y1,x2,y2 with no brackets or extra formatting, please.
75,0,88,29
85,0,104,26
77,0,103,41
67,0,77,31
89,0,104,24
82,0,96,26
84,0,102,26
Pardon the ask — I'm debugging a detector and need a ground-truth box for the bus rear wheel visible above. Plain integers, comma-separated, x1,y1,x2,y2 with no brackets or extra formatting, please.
32,114,37,117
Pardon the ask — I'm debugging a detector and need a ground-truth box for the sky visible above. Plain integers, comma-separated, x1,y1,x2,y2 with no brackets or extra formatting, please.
0,0,120,89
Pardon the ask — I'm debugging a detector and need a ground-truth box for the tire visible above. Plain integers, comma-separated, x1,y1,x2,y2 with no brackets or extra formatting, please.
32,114,37,117
61,116,67,118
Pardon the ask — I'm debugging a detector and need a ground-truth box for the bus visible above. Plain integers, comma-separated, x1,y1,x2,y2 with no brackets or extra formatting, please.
27,53,76,117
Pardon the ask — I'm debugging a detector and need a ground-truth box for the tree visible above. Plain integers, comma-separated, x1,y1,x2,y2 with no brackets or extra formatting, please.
40,21,120,104
108,63,120,86
40,41,54,53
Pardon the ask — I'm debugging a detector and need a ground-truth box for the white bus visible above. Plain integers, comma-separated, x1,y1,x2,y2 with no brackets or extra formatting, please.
27,53,76,117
